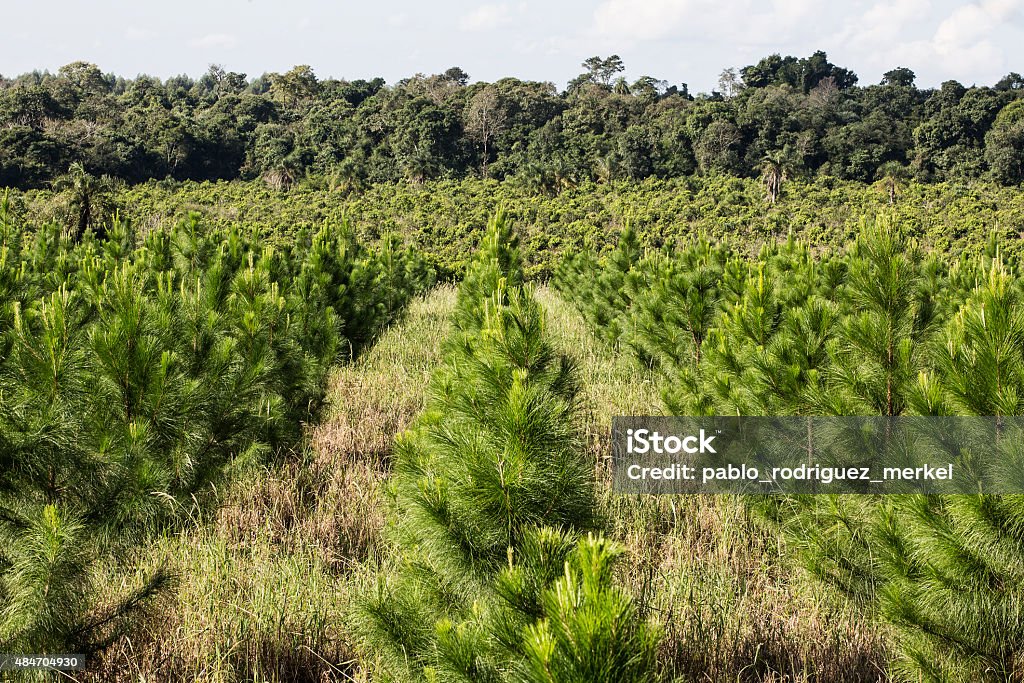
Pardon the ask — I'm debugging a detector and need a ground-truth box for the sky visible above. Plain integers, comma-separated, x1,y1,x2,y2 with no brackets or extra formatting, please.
2,0,1023,92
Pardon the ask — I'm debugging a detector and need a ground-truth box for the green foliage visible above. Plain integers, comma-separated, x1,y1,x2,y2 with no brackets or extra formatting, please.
452,207,524,331
559,213,1024,681
51,163,118,241
0,202,431,654
875,495,1024,682
22,173,1017,280
553,224,641,349
520,535,659,683
985,99,1024,185
358,213,657,683
1,54,1024,192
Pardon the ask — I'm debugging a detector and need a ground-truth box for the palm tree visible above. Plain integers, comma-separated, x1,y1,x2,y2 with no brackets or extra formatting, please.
594,153,618,184
761,151,787,204
551,158,578,193
519,161,551,195
52,163,117,242
876,161,911,205
328,161,365,195
263,157,301,191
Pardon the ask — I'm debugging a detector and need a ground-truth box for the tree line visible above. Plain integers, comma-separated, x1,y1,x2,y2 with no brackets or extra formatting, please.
2,51,1024,191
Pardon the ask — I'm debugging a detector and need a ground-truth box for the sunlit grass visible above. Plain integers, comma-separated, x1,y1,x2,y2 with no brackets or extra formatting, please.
537,285,888,682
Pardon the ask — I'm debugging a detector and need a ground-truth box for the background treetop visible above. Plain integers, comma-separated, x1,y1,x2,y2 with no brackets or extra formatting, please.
2,51,1023,190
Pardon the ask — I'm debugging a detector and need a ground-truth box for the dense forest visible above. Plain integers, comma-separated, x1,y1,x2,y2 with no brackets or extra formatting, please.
3,51,1024,191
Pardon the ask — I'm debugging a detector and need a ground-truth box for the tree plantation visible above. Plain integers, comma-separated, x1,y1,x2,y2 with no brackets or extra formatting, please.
3,50,1024,683
358,213,658,682
555,217,1024,681
0,197,431,658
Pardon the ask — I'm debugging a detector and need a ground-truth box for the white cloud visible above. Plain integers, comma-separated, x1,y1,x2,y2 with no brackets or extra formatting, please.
190,33,238,49
928,1,1018,77
937,6,988,50
590,0,815,47
460,4,513,32
833,0,1023,83
585,0,1021,88
592,0,694,42
836,0,930,49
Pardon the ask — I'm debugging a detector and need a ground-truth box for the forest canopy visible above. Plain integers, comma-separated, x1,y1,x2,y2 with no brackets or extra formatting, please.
2,51,1024,190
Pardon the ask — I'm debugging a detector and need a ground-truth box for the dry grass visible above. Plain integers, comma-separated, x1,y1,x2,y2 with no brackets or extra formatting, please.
537,285,889,683
84,286,457,683
310,284,456,466
609,495,888,682
87,528,356,683
534,285,662,465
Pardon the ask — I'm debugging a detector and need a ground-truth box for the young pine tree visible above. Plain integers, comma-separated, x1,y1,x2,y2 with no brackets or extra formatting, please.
0,209,430,655
358,213,658,683
553,226,642,349
874,260,1024,681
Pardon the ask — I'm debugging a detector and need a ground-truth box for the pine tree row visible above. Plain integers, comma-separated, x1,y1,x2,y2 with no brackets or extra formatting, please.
555,218,1024,681
0,197,432,655
357,211,659,682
